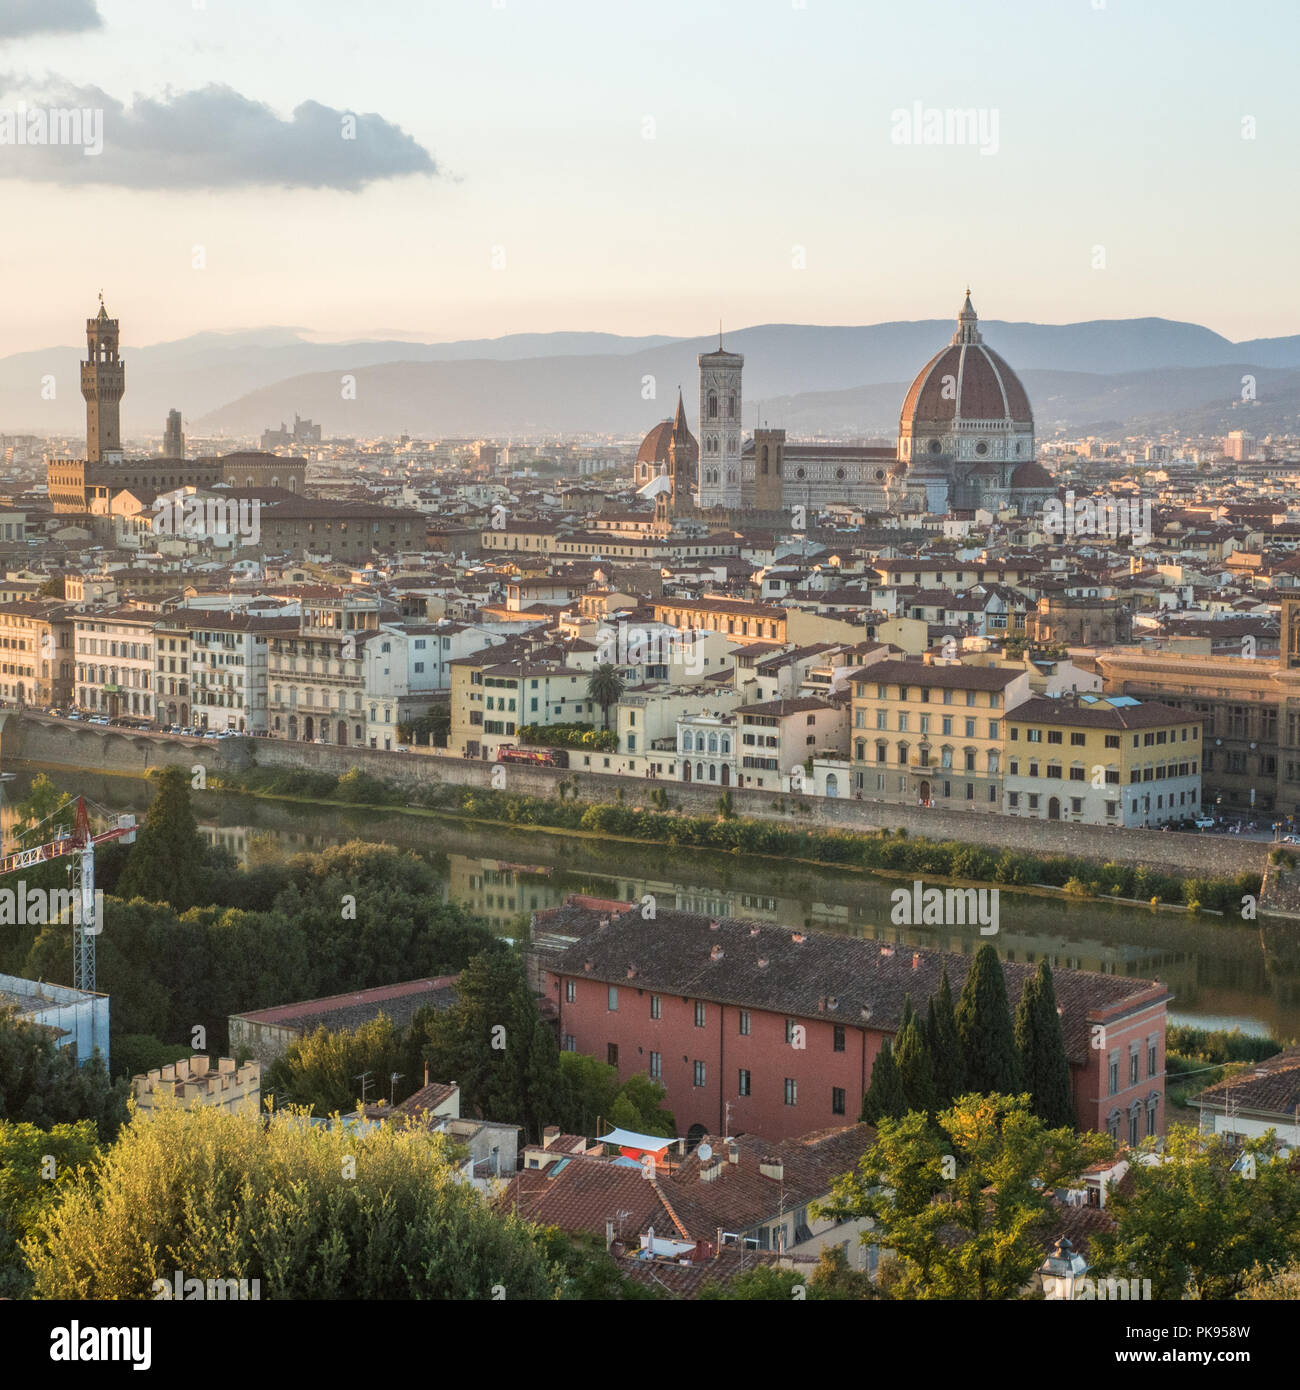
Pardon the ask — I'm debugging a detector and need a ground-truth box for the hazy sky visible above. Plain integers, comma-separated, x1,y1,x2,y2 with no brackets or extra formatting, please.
1,0,1296,355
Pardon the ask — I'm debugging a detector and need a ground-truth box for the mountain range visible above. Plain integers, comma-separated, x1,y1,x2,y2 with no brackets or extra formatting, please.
2,318,1298,443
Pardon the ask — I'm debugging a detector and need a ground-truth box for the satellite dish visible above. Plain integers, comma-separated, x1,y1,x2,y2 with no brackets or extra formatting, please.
698,1143,713,1162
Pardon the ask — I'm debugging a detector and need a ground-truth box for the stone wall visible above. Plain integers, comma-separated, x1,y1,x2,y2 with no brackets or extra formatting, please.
5,713,1268,879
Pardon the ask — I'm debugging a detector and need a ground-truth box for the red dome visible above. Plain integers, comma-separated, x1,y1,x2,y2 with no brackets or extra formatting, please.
900,341,1032,429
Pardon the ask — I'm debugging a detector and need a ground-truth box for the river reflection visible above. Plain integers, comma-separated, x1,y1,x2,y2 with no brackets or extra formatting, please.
6,769,1299,1040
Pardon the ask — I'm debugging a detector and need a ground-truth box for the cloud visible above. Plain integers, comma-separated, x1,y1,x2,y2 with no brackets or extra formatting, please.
0,0,102,40
0,79,437,190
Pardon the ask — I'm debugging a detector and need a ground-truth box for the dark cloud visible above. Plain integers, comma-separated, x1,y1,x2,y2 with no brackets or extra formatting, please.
0,0,102,40
0,79,437,190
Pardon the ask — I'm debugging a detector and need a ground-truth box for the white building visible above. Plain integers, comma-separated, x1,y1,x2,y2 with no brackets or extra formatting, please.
697,344,744,509
175,611,297,733
74,607,158,720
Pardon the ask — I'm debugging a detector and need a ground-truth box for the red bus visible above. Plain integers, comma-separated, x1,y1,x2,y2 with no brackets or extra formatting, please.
496,744,569,769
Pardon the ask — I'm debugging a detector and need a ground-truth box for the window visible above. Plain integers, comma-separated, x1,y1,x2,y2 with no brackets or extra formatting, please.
1130,1048,1140,1086
563,1034,576,1052
1047,730,1063,745
1070,732,1086,746
832,1087,846,1116
1105,734,1120,749
650,994,661,1019
565,980,576,1004
785,1018,798,1044
738,1068,751,1096
784,1078,798,1106
739,1010,751,1035
607,1043,619,1067
693,1060,706,1087
649,1051,661,1079
607,986,618,1011
1148,1036,1158,1077
1027,729,1042,743
1108,1053,1120,1097
833,1024,845,1053
694,1000,706,1028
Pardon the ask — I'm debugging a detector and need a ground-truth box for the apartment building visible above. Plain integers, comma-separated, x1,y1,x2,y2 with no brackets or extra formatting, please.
0,600,74,708
652,597,787,645
171,611,297,733
450,653,598,760
544,907,1170,1143
267,593,380,744
735,696,848,791
74,608,158,719
1003,695,1202,827
850,660,1031,809
363,623,446,749
152,616,192,728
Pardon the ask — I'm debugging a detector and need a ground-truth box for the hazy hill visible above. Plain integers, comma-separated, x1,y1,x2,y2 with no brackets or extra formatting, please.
4,318,1300,440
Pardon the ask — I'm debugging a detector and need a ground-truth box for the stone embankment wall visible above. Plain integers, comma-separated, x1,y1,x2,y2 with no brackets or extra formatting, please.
4,714,1268,879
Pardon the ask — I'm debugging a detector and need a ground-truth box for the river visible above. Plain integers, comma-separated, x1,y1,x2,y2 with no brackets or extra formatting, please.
7,769,1299,1041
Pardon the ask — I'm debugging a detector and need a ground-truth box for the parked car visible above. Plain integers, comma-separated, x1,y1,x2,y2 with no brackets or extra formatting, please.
45,707,63,717
1193,815,1215,830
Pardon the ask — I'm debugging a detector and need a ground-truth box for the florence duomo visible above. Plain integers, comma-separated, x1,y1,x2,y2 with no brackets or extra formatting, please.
635,291,1055,521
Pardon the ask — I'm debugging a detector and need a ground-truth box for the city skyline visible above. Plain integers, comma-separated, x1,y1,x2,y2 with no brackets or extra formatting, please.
1,0,1298,356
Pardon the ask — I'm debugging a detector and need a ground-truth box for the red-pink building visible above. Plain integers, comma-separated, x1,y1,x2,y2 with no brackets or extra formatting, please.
539,907,1170,1144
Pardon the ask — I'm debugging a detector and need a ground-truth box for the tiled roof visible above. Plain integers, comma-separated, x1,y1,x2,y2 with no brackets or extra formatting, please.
551,910,1167,1064
1194,1046,1300,1118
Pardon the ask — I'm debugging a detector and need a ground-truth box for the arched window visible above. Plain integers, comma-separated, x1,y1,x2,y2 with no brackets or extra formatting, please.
761,445,769,475
708,391,718,420
940,745,953,769
897,741,910,767
696,762,704,780
708,764,717,781
876,740,887,763
682,730,693,752
707,733,718,753
720,735,731,754
727,394,736,419
986,750,1000,774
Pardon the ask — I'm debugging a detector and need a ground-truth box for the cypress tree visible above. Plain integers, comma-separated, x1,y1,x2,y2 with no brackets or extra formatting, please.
927,966,964,1105
860,1040,906,1124
116,766,208,911
894,1012,938,1116
954,943,1024,1097
1014,961,1076,1129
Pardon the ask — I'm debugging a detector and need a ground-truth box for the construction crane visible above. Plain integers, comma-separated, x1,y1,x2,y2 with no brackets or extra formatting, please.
0,796,137,992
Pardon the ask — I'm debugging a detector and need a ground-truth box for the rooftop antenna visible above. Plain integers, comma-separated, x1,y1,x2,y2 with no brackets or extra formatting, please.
355,1071,373,1106
719,319,723,351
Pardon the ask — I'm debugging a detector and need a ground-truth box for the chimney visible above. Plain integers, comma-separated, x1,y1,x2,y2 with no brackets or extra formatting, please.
759,1156,784,1182
605,1219,615,1252
584,959,593,973
709,944,724,961
727,1140,739,1164
709,918,721,931
791,932,805,944
543,1125,560,1149
880,945,894,958
423,1060,429,1087
757,957,769,969
912,952,921,970
626,964,637,978
749,925,761,936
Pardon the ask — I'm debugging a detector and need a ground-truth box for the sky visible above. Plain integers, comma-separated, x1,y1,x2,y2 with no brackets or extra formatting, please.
1,0,1297,356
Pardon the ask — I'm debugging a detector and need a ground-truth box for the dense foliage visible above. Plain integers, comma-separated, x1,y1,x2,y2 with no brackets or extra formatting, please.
23,1103,557,1300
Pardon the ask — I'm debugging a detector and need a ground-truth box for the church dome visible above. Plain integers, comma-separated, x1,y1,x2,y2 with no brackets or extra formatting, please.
635,389,698,486
897,292,1034,468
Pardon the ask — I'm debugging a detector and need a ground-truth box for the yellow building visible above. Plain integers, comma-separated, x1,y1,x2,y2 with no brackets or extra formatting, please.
652,597,787,644
849,659,1031,810
0,600,75,708
1003,695,1201,827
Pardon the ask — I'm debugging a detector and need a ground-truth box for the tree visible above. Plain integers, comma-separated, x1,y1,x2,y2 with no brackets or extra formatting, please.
0,1007,128,1142
0,1119,99,1298
557,1053,620,1135
816,1093,1112,1300
926,966,964,1106
422,949,562,1143
613,1073,675,1137
586,663,625,732
894,1011,938,1117
11,773,75,846
264,1015,408,1115
955,944,1023,1097
1014,961,1075,1129
860,1040,905,1124
23,1102,556,1299
116,766,209,910
1091,1127,1300,1300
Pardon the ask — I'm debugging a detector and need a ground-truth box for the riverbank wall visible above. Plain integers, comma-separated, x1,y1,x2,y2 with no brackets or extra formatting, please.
4,712,1271,880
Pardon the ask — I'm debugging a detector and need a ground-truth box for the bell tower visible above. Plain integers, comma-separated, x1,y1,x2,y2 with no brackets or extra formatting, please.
81,293,125,462
697,330,744,509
